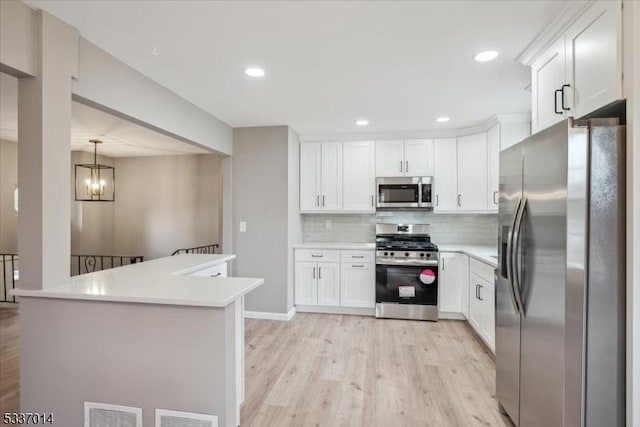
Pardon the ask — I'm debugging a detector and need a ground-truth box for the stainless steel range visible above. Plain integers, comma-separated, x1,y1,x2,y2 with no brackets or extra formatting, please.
375,223,439,321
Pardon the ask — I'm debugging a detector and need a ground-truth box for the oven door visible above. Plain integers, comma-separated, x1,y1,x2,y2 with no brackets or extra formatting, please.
376,177,421,208
376,263,438,305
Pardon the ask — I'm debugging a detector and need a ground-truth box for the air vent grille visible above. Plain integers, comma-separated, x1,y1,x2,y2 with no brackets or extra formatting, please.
84,402,142,427
156,409,217,427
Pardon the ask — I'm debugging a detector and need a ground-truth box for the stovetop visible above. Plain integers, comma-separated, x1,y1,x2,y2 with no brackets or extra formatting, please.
376,239,438,251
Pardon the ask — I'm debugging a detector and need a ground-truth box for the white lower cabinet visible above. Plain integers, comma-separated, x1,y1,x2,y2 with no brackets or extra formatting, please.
295,248,374,310
317,263,340,306
340,262,375,308
468,259,496,352
438,252,469,316
294,261,340,307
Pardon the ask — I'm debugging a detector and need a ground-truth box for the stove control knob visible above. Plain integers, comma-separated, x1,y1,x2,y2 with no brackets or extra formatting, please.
427,253,431,258
390,252,395,256
405,252,409,257
420,253,425,257
384,252,388,256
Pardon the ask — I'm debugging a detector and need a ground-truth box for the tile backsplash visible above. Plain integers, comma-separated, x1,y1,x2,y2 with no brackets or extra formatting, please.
301,212,498,246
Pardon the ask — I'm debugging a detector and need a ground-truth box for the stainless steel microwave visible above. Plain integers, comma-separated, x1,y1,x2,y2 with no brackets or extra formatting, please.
376,176,433,209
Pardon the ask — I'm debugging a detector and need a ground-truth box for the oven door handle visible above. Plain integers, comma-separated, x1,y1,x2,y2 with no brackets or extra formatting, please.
376,260,438,267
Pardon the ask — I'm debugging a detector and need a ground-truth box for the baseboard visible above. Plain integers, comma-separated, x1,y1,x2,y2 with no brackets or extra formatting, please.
0,303,18,309
295,305,375,317
438,311,466,320
244,307,296,321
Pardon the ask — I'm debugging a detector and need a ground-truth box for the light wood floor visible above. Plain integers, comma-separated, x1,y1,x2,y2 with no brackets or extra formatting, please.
0,307,511,426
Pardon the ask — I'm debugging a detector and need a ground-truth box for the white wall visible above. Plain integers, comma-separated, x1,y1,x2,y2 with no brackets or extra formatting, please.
113,154,222,260
73,38,233,156
232,126,294,315
0,139,18,253
287,128,302,312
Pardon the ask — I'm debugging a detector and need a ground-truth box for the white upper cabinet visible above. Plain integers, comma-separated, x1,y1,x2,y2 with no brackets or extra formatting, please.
300,143,322,211
375,139,433,177
531,0,622,134
320,142,343,211
300,142,342,212
564,0,621,118
343,141,376,212
457,133,488,212
433,138,458,212
531,37,567,133
375,140,405,177
404,139,434,176
487,124,500,212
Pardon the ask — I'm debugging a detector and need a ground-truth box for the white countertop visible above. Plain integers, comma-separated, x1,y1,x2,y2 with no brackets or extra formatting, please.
438,245,498,267
294,242,496,266
294,242,375,250
11,254,264,307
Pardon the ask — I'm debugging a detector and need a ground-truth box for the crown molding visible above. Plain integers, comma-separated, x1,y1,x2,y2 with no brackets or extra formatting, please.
516,0,594,66
298,113,530,142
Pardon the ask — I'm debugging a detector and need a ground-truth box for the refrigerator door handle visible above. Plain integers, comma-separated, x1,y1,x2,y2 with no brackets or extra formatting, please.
511,197,527,315
506,197,522,313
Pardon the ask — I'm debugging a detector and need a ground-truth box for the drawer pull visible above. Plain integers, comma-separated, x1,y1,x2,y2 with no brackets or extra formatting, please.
210,272,222,277
311,254,323,258
352,264,364,268
352,255,364,259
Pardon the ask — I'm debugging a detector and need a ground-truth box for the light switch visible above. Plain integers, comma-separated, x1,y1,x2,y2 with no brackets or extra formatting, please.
239,221,247,232
325,220,332,229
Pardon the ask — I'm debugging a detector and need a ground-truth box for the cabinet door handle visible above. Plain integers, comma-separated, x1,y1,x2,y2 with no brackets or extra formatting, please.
405,161,409,173
457,194,462,207
313,267,316,279
322,195,325,207
371,195,374,207
316,195,320,207
400,161,403,173
476,284,480,299
210,272,222,277
554,88,563,115
493,191,498,205
560,84,571,111
318,266,322,279
436,194,439,206
478,284,483,301
442,258,445,270
352,264,364,268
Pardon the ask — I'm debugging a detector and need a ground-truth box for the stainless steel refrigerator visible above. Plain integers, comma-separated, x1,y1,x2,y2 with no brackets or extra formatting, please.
496,117,626,427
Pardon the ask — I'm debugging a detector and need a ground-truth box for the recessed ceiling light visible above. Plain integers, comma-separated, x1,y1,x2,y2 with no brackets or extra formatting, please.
356,119,369,126
435,116,450,123
474,50,499,62
244,67,265,77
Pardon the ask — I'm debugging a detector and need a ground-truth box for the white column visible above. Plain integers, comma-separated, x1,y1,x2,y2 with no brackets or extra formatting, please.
17,10,78,290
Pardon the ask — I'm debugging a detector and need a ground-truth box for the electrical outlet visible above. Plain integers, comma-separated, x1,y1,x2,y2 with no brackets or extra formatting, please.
325,220,332,229
239,221,247,232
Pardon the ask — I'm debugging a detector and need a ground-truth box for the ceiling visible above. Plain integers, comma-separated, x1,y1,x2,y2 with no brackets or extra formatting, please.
0,73,212,157
23,0,568,135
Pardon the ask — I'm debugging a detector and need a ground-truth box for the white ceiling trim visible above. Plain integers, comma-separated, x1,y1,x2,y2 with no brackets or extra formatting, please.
516,0,595,66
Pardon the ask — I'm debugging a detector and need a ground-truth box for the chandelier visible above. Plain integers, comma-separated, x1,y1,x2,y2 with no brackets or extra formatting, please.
74,139,115,202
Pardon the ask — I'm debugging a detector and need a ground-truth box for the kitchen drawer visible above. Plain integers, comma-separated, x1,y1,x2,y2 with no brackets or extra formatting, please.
340,250,374,263
295,249,340,263
189,262,228,278
470,258,494,283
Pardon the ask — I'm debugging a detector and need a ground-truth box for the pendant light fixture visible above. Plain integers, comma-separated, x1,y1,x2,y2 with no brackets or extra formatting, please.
74,139,115,202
